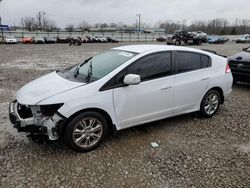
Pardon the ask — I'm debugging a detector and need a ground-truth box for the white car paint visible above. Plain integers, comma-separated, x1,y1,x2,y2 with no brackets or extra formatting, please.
14,45,233,138
5,36,18,44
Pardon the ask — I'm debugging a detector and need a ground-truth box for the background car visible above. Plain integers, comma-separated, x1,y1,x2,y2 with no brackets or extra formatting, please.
95,36,107,43
228,46,250,83
33,37,45,44
236,34,250,43
167,30,207,45
22,36,33,44
81,36,90,43
4,36,18,44
156,36,166,42
44,37,57,44
56,36,70,43
107,37,118,43
207,36,228,44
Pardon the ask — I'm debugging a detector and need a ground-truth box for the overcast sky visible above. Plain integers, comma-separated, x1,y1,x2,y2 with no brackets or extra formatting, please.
0,0,249,27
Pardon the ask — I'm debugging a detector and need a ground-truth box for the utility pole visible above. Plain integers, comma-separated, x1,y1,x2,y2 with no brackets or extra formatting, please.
137,14,141,33
38,11,42,31
42,11,46,31
0,15,4,41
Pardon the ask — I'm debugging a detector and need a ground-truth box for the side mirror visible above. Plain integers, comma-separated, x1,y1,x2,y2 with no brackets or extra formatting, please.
123,74,141,85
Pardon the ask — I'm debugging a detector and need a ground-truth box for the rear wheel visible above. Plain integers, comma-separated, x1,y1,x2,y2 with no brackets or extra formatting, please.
175,40,181,46
64,111,108,152
200,90,221,118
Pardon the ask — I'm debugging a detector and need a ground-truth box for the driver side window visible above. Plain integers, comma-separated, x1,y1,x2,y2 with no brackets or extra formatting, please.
100,51,172,91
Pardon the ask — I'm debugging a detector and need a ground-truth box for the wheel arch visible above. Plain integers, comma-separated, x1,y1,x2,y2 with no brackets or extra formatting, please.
204,87,224,104
58,107,117,139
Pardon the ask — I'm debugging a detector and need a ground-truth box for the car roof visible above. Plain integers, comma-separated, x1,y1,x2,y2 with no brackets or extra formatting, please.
113,45,206,54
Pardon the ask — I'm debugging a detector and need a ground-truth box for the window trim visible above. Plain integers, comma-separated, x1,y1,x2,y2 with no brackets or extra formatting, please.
173,50,212,75
100,51,174,91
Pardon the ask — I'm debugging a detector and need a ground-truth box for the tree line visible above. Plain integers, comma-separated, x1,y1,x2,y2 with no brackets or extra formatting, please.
18,14,250,35
158,18,250,35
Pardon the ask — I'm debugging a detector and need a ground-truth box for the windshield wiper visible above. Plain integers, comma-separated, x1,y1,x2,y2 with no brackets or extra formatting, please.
86,60,93,82
74,57,92,77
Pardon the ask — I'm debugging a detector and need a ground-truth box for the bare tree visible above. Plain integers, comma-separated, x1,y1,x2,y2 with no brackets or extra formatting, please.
78,20,90,31
22,17,35,31
110,23,117,28
65,24,74,32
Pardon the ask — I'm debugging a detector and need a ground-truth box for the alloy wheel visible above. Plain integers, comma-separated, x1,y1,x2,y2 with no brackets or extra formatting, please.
72,118,103,148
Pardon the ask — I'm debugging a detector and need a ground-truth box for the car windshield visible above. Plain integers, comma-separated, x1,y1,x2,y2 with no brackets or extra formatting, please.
6,36,15,39
68,50,137,82
240,35,247,38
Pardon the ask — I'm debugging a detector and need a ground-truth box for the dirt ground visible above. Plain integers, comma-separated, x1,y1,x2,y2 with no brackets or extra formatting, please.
0,42,250,187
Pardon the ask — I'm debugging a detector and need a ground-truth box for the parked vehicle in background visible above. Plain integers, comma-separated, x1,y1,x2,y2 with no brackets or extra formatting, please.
44,37,57,44
90,36,100,43
57,36,70,43
167,30,207,45
33,37,45,44
4,36,18,44
207,36,228,44
107,37,118,43
85,36,92,43
95,36,107,43
195,31,207,38
69,37,82,46
228,46,250,83
22,36,33,44
9,45,233,152
236,34,250,43
81,36,90,43
156,37,166,42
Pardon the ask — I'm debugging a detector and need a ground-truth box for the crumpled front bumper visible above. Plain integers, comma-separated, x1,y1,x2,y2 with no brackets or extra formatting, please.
9,101,38,132
9,101,63,140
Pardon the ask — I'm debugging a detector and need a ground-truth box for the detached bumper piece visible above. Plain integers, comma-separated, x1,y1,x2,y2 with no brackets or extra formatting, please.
9,101,63,140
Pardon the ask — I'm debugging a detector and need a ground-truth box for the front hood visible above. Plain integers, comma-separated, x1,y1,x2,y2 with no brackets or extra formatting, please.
17,71,85,105
228,52,250,62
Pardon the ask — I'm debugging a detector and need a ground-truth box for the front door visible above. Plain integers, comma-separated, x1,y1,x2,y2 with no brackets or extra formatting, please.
113,51,174,128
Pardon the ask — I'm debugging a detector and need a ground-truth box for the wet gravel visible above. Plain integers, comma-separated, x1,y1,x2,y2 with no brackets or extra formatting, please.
0,42,250,187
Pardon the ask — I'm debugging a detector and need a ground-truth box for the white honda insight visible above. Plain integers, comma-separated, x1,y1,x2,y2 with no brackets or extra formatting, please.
9,45,233,151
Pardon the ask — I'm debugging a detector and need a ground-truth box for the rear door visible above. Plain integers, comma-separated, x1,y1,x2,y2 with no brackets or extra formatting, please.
173,51,212,113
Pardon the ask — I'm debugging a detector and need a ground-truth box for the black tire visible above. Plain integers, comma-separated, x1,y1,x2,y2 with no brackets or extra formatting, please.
200,90,221,118
175,40,181,46
197,40,202,45
64,111,109,152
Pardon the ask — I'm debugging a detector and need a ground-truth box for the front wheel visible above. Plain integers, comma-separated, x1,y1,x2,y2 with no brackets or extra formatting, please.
64,111,109,152
200,90,221,118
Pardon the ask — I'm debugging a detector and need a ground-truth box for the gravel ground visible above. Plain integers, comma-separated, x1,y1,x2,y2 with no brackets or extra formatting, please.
0,42,250,187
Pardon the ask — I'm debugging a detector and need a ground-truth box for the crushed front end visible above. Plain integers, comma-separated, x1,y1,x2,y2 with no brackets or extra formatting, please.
9,101,64,140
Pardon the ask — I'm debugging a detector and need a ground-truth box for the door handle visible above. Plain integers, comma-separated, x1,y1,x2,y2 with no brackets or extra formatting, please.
201,77,209,81
160,86,172,90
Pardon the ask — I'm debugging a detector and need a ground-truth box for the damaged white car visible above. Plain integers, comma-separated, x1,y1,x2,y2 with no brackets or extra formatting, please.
9,45,233,152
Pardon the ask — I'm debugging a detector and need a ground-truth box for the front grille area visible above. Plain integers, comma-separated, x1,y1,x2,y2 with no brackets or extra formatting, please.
228,61,250,73
17,103,33,119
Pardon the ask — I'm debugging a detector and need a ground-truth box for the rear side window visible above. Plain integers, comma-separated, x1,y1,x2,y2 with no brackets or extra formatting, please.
176,52,211,73
201,55,211,68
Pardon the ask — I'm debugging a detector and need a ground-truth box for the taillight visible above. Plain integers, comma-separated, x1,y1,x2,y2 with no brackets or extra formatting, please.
225,64,231,73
